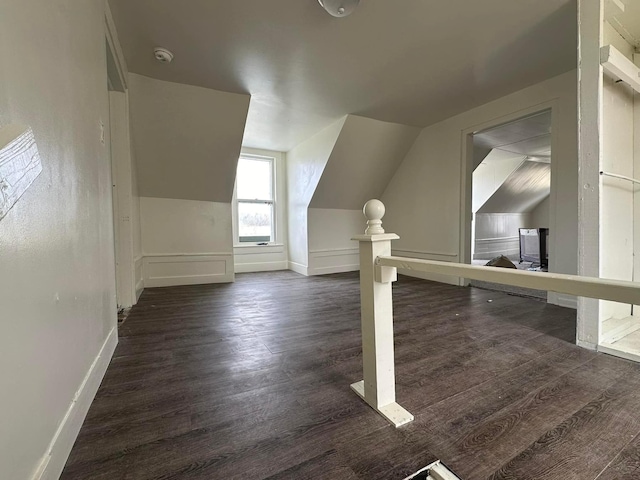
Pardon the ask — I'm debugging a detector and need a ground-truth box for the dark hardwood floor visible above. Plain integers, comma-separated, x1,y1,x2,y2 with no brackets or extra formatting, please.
61,271,640,479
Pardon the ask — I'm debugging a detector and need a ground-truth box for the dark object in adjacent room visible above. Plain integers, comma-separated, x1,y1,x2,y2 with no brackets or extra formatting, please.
519,228,549,267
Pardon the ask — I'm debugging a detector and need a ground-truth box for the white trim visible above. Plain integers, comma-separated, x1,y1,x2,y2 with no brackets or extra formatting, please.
308,264,360,275
235,261,288,273
459,101,558,292
234,244,285,254
601,44,640,93
554,294,578,310
104,1,128,90
31,327,117,480
143,254,234,287
392,248,458,259
577,339,598,351
475,235,520,243
308,247,360,275
134,256,144,300
599,343,640,363
143,252,233,257
308,247,359,257
234,154,277,244
288,261,309,276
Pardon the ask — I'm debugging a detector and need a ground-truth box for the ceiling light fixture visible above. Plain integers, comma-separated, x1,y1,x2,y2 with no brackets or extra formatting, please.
318,0,360,17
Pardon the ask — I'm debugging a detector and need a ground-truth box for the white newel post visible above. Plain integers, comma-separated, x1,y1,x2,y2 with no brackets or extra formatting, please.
350,199,414,428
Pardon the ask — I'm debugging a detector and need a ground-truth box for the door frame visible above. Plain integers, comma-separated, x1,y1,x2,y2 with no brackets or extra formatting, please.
459,100,560,304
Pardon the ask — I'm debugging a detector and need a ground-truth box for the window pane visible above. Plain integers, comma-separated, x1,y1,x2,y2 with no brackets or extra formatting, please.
238,202,273,242
237,158,272,200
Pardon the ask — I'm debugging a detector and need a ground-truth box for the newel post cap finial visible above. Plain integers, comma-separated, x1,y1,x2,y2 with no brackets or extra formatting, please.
363,199,385,235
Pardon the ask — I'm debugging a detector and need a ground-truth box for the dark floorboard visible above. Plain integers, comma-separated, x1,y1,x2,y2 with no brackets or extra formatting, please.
61,271,640,479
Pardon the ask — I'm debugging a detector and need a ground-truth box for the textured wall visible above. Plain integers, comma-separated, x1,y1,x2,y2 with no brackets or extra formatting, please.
0,1,117,478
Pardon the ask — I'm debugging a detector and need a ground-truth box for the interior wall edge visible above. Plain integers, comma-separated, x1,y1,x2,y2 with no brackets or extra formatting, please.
31,327,118,480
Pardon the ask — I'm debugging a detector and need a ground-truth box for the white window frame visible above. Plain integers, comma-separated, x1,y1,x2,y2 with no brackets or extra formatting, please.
234,154,276,245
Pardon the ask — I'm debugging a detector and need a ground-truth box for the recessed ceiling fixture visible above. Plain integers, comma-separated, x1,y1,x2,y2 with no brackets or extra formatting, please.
153,47,174,63
318,0,360,17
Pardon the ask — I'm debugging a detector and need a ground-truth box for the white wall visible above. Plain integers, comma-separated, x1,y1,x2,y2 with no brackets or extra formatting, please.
308,208,363,274
286,118,345,273
599,23,635,321
140,197,234,286
0,1,118,478
131,140,144,299
382,70,578,305
310,116,420,209
233,147,288,273
530,195,550,227
128,73,250,203
474,213,531,260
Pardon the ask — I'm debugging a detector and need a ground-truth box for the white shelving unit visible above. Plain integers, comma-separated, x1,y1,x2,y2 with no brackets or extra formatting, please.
579,0,640,360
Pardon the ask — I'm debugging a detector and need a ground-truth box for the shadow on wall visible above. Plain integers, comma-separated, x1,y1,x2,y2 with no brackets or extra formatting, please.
479,1,577,99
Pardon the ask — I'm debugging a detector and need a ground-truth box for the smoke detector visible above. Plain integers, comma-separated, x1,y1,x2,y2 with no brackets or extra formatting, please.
153,47,174,64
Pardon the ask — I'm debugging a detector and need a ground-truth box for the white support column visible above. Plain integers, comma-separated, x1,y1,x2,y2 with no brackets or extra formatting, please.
351,199,414,428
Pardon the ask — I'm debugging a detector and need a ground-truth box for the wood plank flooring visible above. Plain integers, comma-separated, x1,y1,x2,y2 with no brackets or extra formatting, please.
61,271,640,479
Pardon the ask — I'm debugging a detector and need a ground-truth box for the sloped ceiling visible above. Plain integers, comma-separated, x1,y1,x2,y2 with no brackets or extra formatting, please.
129,73,250,203
109,0,577,151
309,115,420,209
478,160,551,213
473,110,552,170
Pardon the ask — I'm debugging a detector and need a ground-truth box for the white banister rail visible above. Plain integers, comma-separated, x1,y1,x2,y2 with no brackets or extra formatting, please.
351,199,640,428
377,256,640,305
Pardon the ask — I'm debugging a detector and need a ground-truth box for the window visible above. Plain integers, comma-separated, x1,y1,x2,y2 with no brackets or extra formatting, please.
235,156,275,244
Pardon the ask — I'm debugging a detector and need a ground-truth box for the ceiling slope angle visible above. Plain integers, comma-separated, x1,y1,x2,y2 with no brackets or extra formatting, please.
128,73,250,203
310,115,420,210
478,160,551,214
108,0,578,152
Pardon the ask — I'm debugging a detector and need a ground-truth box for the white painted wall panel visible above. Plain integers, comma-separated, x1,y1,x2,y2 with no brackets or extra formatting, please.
140,197,233,255
474,213,532,260
140,197,234,285
286,118,345,268
0,1,118,478
308,208,363,274
599,57,635,321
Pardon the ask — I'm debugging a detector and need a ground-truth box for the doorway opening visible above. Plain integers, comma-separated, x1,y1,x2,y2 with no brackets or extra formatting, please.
467,110,552,300
106,37,126,313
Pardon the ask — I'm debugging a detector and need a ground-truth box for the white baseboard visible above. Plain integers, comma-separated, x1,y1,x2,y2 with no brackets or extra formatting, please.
32,326,118,480
288,261,309,276
577,339,597,350
234,260,288,273
143,254,234,287
551,293,577,310
308,248,359,276
134,256,144,301
308,264,360,275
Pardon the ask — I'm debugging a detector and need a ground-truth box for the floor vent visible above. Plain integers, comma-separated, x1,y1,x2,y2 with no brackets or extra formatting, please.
404,460,462,480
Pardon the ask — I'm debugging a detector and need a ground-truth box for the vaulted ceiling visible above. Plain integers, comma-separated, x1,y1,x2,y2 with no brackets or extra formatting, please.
110,0,577,152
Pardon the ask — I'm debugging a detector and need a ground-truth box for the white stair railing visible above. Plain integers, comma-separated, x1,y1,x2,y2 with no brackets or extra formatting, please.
352,199,640,427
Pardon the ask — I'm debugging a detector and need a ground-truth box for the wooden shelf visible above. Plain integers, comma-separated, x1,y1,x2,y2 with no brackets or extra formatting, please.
600,44,640,93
